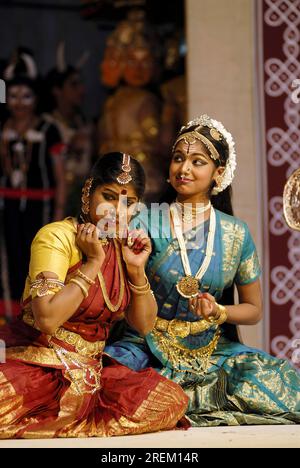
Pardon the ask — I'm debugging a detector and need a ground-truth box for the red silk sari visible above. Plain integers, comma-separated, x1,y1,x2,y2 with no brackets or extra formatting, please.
0,226,188,438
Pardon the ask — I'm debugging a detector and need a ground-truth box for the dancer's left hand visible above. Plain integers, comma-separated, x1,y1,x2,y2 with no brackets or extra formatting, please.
121,229,152,270
189,292,219,321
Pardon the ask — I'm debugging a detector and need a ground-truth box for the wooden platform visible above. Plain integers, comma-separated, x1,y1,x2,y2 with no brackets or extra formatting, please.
0,426,299,448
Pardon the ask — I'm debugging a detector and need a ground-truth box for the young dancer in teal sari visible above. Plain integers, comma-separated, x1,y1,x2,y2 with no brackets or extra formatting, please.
106,115,300,426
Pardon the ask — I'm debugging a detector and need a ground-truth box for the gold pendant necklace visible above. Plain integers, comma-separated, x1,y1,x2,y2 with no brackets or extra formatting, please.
171,204,216,299
176,275,200,299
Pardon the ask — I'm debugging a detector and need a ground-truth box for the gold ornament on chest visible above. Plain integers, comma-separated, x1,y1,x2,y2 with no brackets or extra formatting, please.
171,204,216,300
176,275,199,299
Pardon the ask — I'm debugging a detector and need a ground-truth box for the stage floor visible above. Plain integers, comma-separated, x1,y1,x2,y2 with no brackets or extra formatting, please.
0,425,299,448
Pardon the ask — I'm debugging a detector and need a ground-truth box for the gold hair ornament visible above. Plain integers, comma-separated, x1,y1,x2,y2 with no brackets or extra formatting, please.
174,114,237,195
81,177,94,215
174,131,220,161
117,153,133,185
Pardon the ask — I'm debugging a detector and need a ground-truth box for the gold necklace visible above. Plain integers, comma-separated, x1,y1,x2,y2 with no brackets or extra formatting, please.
171,204,216,299
175,199,211,224
98,239,125,312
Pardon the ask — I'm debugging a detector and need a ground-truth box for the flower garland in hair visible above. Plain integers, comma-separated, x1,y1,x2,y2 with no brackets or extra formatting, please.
180,114,237,195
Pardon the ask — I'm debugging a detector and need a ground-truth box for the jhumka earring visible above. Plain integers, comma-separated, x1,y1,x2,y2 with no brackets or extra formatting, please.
81,177,94,215
215,175,223,189
117,154,132,185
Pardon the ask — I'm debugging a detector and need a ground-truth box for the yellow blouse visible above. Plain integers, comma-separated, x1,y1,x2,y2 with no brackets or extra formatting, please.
22,217,82,303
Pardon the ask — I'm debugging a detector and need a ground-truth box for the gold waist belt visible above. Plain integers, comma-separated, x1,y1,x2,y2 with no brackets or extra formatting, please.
152,326,221,375
155,316,212,339
22,311,105,358
53,327,105,358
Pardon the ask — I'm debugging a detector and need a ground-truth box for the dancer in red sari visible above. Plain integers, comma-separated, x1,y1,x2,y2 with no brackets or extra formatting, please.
0,152,188,438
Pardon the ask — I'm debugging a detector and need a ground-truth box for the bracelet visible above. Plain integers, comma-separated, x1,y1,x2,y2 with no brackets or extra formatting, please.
128,283,151,295
206,303,228,326
128,278,151,296
128,286,154,296
127,274,149,291
76,269,96,286
215,304,228,325
69,278,89,299
214,304,222,321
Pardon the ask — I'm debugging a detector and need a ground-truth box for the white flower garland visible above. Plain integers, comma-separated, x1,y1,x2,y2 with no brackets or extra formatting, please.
180,114,237,195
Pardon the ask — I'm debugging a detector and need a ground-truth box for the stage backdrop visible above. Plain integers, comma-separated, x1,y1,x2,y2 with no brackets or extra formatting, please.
186,0,264,349
186,0,300,360
260,0,300,368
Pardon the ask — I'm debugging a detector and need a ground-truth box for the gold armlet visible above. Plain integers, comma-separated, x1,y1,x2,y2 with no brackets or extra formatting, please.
30,277,65,297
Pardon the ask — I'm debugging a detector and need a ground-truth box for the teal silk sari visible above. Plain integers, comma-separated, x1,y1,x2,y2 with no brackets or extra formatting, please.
106,207,300,426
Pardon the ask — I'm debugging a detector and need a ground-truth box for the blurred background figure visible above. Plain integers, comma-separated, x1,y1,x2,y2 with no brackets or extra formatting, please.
160,32,187,158
0,0,186,322
44,42,94,216
97,10,165,202
0,49,66,321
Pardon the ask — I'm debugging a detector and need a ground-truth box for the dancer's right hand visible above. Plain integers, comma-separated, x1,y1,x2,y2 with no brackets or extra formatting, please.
76,223,105,265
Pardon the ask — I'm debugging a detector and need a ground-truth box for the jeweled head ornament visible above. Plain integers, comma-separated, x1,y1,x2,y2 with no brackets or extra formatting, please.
174,114,237,195
117,153,133,185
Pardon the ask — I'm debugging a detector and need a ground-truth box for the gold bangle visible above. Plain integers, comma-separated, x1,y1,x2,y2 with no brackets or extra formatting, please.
128,282,151,296
214,304,222,321
128,275,149,291
76,269,96,286
69,278,89,298
205,303,228,326
215,304,228,325
129,288,152,296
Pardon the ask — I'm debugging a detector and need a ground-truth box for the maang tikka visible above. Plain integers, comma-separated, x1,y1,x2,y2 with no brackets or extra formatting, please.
116,154,133,185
